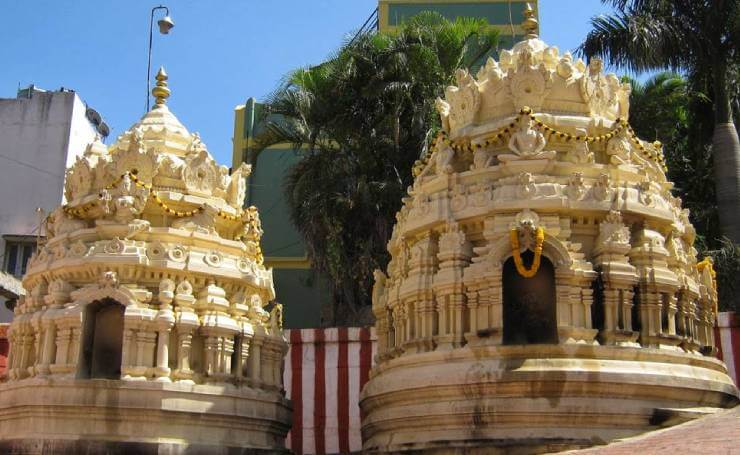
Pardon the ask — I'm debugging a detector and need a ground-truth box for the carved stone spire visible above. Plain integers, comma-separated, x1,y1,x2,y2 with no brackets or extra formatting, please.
522,3,539,39
152,66,170,108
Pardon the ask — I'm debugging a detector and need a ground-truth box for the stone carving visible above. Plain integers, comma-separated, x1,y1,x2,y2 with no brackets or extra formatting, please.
46,207,86,237
100,174,150,224
156,154,184,179
158,279,175,305
104,237,125,255
606,128,633,165
270,303,283,332
597,210,630,246
508,48,553,110
431,141,456,176
435,98,451,132
513,209,541,251
112,127,157,184
476,57,505,84
567,172,586,199
99,271,119,289
472,144,494,170
592,173,612,201
444,69,480,131
172,204,219,236
183,136,219,196
500,116,554,162
556,52,576,80
581,58,617,116
226,162,252,208
566,128,594,163
517,172,537,199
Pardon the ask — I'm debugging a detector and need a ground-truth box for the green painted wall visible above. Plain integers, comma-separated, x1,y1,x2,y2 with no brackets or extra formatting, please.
247,146,306,258
387,2,528,26
274,269,328,328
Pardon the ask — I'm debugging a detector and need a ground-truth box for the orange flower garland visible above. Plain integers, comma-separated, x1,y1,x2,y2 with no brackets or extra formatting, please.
509,226,545,278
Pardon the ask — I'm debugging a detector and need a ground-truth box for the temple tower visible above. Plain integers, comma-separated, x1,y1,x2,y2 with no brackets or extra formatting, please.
0,69,291,453
362,7,739,453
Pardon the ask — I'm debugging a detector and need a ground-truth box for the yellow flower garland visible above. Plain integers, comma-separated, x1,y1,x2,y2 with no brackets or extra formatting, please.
62,170,260,242
509,226,545,278
414,106,668,177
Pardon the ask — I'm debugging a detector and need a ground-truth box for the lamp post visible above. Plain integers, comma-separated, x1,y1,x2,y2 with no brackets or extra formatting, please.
146,5,174,111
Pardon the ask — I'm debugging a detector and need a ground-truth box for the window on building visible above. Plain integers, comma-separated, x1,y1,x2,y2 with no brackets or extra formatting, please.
2,235,38,277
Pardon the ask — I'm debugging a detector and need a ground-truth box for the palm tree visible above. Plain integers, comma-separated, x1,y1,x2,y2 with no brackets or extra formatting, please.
257,13,498,325
580,0,740,243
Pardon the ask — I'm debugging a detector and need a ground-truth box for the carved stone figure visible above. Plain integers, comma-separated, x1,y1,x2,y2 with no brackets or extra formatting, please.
172,203,219,235
565,128,594,163
443,69,480,131
500,116,554,162
606,129,632,165
226,162,252,208
46,207,87,238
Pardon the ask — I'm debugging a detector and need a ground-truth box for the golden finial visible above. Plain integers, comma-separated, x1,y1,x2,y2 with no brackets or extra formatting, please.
151,67,170,107
522,3,539,39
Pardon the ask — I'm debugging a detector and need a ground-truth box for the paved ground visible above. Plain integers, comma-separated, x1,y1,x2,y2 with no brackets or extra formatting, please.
562,406,740,454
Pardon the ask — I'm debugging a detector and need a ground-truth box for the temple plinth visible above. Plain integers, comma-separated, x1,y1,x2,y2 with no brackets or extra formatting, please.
361,25,739,454
0,68,291,453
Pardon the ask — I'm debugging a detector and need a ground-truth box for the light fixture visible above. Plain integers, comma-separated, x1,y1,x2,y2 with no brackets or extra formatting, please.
158,15,175,34
146,5,174,111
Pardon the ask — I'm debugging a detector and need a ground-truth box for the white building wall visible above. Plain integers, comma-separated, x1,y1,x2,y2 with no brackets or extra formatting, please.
0,90,98,322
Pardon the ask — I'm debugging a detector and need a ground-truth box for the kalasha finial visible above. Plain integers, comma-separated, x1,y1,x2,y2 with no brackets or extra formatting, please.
522,3,539,39
152,67,170,107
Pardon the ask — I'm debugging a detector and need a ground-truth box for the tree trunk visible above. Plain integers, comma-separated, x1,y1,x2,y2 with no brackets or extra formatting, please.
711,60,740,243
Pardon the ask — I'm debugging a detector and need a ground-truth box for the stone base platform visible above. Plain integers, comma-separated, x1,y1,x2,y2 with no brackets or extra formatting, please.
0,378,291,454
360,345,739,454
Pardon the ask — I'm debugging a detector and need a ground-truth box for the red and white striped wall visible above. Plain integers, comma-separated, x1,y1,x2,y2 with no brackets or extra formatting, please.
284,327,376,455
716,312,740,386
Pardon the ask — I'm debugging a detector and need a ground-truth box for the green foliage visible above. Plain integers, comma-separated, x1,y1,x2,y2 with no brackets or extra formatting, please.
582,0,740,309
257,14,498,325
703,239,740,312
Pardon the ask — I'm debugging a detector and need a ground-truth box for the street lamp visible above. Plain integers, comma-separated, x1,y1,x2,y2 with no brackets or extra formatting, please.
146,5,174,111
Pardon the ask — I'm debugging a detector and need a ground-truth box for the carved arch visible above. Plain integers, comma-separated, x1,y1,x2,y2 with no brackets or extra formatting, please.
487,234,574,269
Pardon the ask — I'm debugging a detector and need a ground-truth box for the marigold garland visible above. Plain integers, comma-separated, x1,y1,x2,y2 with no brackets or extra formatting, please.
414,106,667,177
509,226,545,278
62,170,259,242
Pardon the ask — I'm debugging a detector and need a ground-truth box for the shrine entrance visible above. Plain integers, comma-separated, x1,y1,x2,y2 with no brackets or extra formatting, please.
78,298,125,379
502,251,558,344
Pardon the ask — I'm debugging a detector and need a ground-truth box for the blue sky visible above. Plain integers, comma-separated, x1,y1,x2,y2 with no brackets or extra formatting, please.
0,0,613,166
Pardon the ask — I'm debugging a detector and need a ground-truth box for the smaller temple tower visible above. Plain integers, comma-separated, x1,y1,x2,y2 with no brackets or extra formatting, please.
362,6,739,453
0,69,291,453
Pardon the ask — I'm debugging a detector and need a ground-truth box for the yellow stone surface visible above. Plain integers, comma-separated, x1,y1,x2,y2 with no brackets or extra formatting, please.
0,69,290,453
362,26,739,454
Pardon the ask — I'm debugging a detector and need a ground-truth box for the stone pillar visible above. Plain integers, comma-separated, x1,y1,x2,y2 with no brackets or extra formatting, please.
222,337,234,375
121,328,135,377
248,336,262,385
38,321,56,376
175,329,194,380
235,334,251,379
260,344,273,386
18,333,32,379
665,293,678,336
204,336,218,376
154,329,171,381
603,288,618,335
622,288,635,332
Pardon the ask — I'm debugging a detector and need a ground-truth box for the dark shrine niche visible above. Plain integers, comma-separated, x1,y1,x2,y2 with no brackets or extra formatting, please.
502,251,558,345
78,298,125,380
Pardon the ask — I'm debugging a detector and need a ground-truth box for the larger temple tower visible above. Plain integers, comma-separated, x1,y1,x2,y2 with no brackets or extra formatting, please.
0,69,291,453
362,7,739,453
